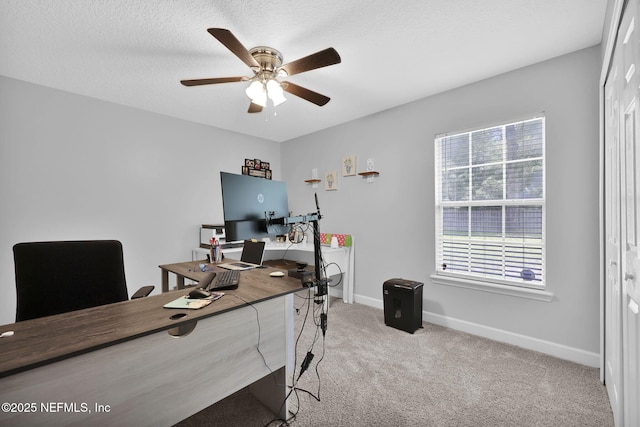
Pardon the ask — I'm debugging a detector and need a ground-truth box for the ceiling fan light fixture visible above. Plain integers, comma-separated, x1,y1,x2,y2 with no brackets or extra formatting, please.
266,79,286,106
245,80,267,107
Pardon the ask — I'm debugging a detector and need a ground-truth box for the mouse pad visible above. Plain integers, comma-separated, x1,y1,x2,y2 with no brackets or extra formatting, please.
163,293,224,309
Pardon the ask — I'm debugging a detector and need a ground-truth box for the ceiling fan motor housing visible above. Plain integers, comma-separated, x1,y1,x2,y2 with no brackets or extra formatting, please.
249,46,283,75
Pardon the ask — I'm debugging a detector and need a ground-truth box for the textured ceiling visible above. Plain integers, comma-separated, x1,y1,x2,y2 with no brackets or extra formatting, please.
0,0,606,142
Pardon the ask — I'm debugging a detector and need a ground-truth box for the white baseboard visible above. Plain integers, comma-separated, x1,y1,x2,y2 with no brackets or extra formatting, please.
328,287,343,301
352,294,600,368
354,294,383,309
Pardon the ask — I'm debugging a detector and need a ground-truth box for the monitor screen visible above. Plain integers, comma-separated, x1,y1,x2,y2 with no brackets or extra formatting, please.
220,172,289,242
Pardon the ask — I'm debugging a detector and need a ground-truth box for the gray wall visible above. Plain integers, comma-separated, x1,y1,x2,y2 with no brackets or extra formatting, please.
282,46,601,364
602,0,623,66
0,76,280,324
0,46,601,365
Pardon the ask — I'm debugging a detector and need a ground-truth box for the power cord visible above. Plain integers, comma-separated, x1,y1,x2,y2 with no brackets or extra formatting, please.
298,351,314,380
324,262,343,287
265,287,315,426
266,218,338,425
265,284,328,426
230,294,276,376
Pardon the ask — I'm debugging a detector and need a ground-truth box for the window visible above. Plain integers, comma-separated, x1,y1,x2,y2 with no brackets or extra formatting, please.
434,115,545,289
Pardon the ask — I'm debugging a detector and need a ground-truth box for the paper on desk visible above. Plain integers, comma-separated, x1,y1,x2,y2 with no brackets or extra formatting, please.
163,293,224,309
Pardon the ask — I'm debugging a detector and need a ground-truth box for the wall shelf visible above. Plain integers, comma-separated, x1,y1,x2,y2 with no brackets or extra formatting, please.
358,171,379,183
304,179,321,183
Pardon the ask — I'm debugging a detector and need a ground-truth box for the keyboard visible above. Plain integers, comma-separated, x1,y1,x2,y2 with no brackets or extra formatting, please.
208,270,240,291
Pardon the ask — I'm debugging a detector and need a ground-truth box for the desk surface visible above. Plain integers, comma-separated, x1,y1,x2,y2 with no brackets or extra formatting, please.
0,263,303,379
193,241,355,304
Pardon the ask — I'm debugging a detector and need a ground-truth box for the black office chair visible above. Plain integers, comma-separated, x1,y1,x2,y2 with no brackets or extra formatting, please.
13,240,154,322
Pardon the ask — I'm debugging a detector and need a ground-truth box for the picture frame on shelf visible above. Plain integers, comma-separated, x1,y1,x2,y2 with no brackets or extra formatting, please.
242,157,272,179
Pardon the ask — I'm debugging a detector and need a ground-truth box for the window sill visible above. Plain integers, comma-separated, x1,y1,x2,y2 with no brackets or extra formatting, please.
430,273,554,302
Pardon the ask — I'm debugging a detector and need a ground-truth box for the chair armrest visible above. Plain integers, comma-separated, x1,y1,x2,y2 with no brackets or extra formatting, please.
131,285,154,299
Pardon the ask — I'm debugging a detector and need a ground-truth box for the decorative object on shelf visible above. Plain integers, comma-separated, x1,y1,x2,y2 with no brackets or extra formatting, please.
304,168,321,188
366,157,375,172
342,155,356,176
325,170,338,190
242,158,272,179
320,233,353,247
357,157,379,182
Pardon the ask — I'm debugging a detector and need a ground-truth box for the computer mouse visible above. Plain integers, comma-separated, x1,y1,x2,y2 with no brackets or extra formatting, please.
188,288,211,299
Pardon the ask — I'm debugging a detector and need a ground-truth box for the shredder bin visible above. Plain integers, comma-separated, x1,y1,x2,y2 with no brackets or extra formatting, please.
383,278,423,333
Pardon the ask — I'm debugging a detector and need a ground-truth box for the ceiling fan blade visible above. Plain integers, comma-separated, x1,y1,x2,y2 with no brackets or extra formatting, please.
279,47,341,77
207,28,260,69
282,82,330,106
248,102,263,113
181,77,245,86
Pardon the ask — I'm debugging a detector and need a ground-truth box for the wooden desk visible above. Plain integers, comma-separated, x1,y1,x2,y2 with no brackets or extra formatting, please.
158,260,213,292
158,259,305,293
0,265,303,426
193,242,355,303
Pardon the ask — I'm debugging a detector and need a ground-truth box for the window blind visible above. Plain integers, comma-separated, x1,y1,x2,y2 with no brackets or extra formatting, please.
435,116,545,287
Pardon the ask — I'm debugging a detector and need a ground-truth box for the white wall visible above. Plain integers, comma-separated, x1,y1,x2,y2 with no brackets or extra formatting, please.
282,46,601,365
0,76,281,325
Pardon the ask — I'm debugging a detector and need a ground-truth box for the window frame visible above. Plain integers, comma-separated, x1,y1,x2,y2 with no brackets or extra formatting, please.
433,114,548,298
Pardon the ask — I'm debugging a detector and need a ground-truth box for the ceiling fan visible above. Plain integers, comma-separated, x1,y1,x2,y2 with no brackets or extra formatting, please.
180,28,341,113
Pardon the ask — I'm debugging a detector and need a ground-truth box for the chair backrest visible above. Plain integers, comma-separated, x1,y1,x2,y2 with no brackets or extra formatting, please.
13,240,129,322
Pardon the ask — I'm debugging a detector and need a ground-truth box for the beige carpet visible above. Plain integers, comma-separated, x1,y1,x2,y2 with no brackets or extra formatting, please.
177,296,614,427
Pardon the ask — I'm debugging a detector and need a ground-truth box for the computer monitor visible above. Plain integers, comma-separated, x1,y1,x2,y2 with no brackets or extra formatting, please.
220,172,290,242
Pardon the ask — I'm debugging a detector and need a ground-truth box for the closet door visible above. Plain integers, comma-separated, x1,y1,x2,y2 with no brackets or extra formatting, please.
620,2,640,425
609,1,640,426
605,1,640,425
605,24,624,427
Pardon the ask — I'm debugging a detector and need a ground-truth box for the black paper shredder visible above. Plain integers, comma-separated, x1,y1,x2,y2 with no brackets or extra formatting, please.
383,278,423,333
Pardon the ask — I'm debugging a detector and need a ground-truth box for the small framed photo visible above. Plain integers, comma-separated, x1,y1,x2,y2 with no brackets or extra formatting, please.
325,171,338,190
342,155,356,176
243,157,271,179
249,168,266,178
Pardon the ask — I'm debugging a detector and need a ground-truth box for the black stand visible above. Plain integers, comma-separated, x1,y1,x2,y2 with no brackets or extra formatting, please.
265,194,328,334
272,212,323,289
